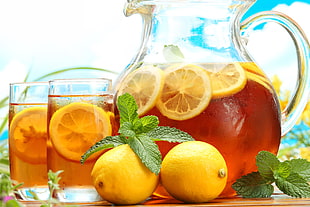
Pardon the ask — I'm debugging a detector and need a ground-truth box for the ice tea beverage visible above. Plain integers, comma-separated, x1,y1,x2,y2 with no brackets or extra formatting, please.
116,62,281,197
9,82,49,200
47,78,115,202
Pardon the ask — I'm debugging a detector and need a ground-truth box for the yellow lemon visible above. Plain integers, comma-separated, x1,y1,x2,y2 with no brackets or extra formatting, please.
91,144,159,205
161,141,227,203
117,65,164,116
9,107,47,164
156,64,212,120
49,102,112,162
205,63,247,98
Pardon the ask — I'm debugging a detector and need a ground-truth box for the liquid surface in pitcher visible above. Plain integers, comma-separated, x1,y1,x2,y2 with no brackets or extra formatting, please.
116,61,281,197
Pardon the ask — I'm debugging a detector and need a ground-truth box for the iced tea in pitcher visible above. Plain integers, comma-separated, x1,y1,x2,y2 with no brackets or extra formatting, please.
116,62,281,196
117,0,310,197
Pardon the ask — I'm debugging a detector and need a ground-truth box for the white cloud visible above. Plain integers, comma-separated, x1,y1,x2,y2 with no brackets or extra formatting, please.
245,2,310,91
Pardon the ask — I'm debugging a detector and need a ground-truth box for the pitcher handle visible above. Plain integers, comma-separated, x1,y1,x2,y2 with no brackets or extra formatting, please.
240,11,310,136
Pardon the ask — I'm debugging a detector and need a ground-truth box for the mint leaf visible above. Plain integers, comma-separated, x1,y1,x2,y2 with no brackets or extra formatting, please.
163,44,185,62
117,92,139,125
131,116,159,134
81,93,194,175
275,173,310,198
139,115,159,133
233,150,310,199
285,159,310,182
118,122,136,137
274,161,291,180
256,151,280,181
232,172,274,198
128,134,162,175
148,126,194,143
80,136,127,164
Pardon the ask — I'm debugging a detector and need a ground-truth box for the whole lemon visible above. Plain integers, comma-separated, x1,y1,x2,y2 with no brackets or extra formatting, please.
91,144,159,205
161,141,227,203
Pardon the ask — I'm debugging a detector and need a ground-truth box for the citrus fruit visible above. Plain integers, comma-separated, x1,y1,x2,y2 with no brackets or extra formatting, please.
156,64,212,121
205,63,247,98
91,144,159,205
161,141,228,203
49,102,112,162
9,107,47,164
117,65,164,116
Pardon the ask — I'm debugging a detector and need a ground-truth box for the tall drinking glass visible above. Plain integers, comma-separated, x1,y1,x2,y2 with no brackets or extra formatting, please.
47,78,115,203
9,82,49,200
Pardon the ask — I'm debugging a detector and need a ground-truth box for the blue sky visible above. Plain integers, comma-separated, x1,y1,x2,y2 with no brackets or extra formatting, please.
0,0,309,139
244,0,306,18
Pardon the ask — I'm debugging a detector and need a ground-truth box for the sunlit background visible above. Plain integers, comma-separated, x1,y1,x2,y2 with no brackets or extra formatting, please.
0,0,309,145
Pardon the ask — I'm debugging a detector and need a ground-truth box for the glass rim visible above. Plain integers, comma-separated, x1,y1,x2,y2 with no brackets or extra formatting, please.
9,81,49,86
49,78,112,84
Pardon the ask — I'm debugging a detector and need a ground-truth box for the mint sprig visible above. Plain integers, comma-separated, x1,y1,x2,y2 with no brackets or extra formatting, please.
80,93,194,175
232,151,310,198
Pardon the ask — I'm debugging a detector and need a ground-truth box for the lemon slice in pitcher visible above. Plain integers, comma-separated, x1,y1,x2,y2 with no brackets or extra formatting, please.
9,107,47,164
49,102,112,162
205,63,247,98
117,65,164,116
156,64,212,121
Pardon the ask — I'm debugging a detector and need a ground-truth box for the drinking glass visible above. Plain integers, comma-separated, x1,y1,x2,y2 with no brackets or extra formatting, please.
47,78,115,203
9,82,49,200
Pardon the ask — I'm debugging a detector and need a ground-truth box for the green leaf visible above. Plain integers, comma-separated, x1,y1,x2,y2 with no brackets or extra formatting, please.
256,151,280,181
117,93,139,125
285,159,310,182
274,161,292,180
118,122,136,138
232,172,274,198
148,126,194,143
139,115,159,133
128,134,162,175
80,136,127,164
163,44,185,62
5,199,24,207
275,173,310,198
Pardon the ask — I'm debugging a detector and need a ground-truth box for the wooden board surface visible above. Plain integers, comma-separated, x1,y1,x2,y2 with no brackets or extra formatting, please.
19,193,310,207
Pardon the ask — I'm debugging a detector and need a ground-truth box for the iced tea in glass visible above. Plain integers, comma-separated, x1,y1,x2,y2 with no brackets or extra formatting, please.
9,82,49,200
47,78,115,202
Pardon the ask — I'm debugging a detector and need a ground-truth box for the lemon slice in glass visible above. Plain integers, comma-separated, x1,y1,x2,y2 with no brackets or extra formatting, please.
9,107,47,164
49,102,112,162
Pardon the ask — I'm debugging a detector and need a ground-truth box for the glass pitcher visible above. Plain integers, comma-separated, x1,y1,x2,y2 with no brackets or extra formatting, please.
114,0,310,197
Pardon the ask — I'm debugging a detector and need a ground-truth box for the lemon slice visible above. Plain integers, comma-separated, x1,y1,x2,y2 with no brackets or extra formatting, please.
205,63,247,98
9,107,47,164
49,102,112,162
117,65,164,116
156,64,212,121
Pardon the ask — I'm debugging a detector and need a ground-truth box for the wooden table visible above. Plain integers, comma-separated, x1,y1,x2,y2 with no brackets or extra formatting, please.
19,193,310,207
